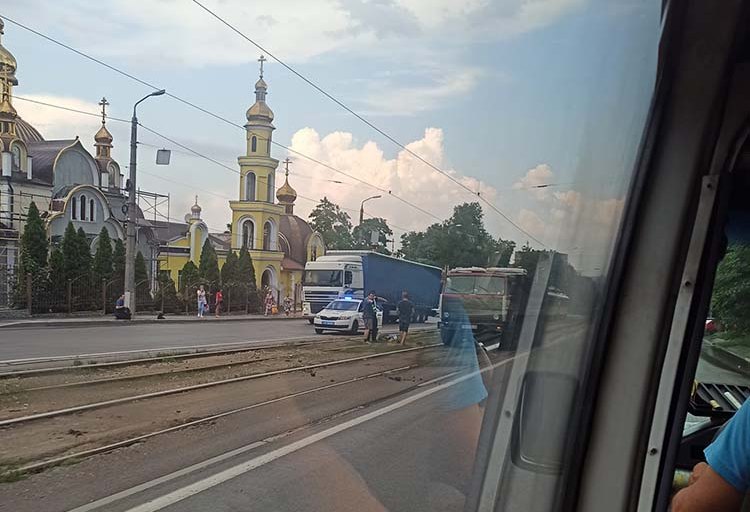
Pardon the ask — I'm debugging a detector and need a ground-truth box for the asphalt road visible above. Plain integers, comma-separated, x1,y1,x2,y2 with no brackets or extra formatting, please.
0,320,435,362
0,322,746,512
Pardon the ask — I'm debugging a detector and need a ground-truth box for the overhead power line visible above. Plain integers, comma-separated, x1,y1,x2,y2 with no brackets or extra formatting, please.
13,95,410,234
1,14,442,225
190,0,545,247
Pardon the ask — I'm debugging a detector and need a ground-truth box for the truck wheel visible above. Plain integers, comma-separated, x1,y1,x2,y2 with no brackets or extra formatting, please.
308,318,314,325
315,328,324,334
350,320,359,334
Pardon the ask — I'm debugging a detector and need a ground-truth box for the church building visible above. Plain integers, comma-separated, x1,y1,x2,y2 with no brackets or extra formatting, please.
0,19,158,305
158,57,325,302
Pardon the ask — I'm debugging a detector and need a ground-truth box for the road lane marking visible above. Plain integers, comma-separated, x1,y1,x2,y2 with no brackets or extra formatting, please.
120,359,513,512
64,365,417,512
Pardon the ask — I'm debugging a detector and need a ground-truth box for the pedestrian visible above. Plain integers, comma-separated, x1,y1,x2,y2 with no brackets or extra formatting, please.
215,289,223,318
283,295,292,316
397,291,414,345
362,290,379,343
264,289,275,316
114,294,131,320
197,285,207,318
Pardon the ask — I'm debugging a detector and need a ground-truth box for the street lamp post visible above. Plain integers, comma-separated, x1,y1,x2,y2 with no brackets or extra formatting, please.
359,195,382,226
124,89,166,312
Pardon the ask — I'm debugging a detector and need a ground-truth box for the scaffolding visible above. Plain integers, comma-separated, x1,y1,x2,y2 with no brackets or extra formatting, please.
137,188,170,223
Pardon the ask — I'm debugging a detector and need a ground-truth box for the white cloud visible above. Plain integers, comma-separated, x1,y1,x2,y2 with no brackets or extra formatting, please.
359,68,483,116
4,0,584,67
14,95,102,141
513,163,554,200
286,126,499,232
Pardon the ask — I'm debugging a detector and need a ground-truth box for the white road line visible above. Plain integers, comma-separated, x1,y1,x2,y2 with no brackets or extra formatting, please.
120,363,501,512
64,365,415,512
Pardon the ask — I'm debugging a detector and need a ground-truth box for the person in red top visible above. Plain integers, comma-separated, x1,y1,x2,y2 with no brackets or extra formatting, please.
215,289,223,318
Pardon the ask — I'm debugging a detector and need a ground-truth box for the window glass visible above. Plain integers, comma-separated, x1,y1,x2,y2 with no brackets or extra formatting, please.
1,2,661,511
326,300,359,311
304,270,343,286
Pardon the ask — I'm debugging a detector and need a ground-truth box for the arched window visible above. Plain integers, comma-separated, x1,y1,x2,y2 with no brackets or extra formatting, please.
263,221,272,250
251,136,257,153
245,172,256,201
80,194,87,220
242,221,254,249
267,174,275,203
89,199,95,222
266,138,271,154
72,197,77,220
11,144,22,171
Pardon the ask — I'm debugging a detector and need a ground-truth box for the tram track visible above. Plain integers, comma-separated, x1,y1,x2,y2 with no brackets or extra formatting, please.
0,343,442,427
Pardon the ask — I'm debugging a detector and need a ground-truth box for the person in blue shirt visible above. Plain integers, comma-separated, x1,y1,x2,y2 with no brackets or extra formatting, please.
672,398,749,511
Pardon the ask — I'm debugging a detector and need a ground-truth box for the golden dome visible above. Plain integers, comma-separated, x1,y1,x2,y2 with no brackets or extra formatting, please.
0,19,18,86
94,124,113,144
246,101,274,121
276,174,297,204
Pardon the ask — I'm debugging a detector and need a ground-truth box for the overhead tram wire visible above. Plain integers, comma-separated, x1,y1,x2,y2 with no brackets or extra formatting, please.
1,15,443,225
189,0,546,248
12,95,411,234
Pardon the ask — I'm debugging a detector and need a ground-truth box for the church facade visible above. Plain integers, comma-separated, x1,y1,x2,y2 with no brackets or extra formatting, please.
157,58,325,302
0,19,158,306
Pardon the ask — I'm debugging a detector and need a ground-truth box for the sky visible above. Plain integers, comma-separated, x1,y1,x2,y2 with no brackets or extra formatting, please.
2,0,661,274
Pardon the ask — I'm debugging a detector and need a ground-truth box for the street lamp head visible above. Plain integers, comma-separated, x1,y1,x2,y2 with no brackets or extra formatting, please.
152,89,166,97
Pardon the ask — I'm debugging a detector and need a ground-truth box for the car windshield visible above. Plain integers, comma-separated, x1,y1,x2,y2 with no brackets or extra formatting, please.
445,275,506,295
0,1,663,511
304,270,343,286
326,300,360,311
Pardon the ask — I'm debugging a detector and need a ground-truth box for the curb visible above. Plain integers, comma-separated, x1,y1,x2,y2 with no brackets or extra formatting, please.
702,343,750,374
0,315,307,330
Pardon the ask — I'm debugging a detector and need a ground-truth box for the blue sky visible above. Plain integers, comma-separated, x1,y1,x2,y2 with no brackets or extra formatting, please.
2,0,660,272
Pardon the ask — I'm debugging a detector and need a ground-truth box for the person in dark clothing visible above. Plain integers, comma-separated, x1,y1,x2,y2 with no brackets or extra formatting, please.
114,294,131,320
397,291,414,345
362,291,379,342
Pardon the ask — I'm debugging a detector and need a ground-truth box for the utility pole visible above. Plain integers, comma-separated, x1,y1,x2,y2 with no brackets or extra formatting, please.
124,89,166,312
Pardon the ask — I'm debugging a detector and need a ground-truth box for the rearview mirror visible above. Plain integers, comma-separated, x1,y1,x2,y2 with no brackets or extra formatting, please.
512,371,578,474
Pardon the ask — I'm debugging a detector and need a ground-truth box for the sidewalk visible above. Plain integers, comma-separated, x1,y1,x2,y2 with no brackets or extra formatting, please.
702,338,750,375
0,312,307,329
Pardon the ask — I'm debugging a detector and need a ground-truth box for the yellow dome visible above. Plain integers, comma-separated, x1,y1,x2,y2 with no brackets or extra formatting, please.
246,101,274,121
94,124,113,144
276,174,297,204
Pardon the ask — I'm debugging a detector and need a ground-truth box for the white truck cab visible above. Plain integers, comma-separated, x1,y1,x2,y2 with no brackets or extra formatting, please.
302,255,364,322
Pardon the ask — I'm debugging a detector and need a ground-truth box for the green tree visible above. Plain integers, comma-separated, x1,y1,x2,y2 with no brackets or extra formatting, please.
179,260,200,292
308,197,353,250
155,271,181,313
134,251,152,309
712,244,750,335
61,222,90,281
198,238,220,289
19,201,48,276
352,218,393,255
92,227,113,283
110,237,126,299
48,246,67,311
76,227,93,277
397,202,515,268
221,250,239,285
237,244,260,312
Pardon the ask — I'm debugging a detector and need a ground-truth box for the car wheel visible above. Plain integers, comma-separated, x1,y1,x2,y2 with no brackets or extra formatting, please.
350,320,359,334
315,328,324,334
